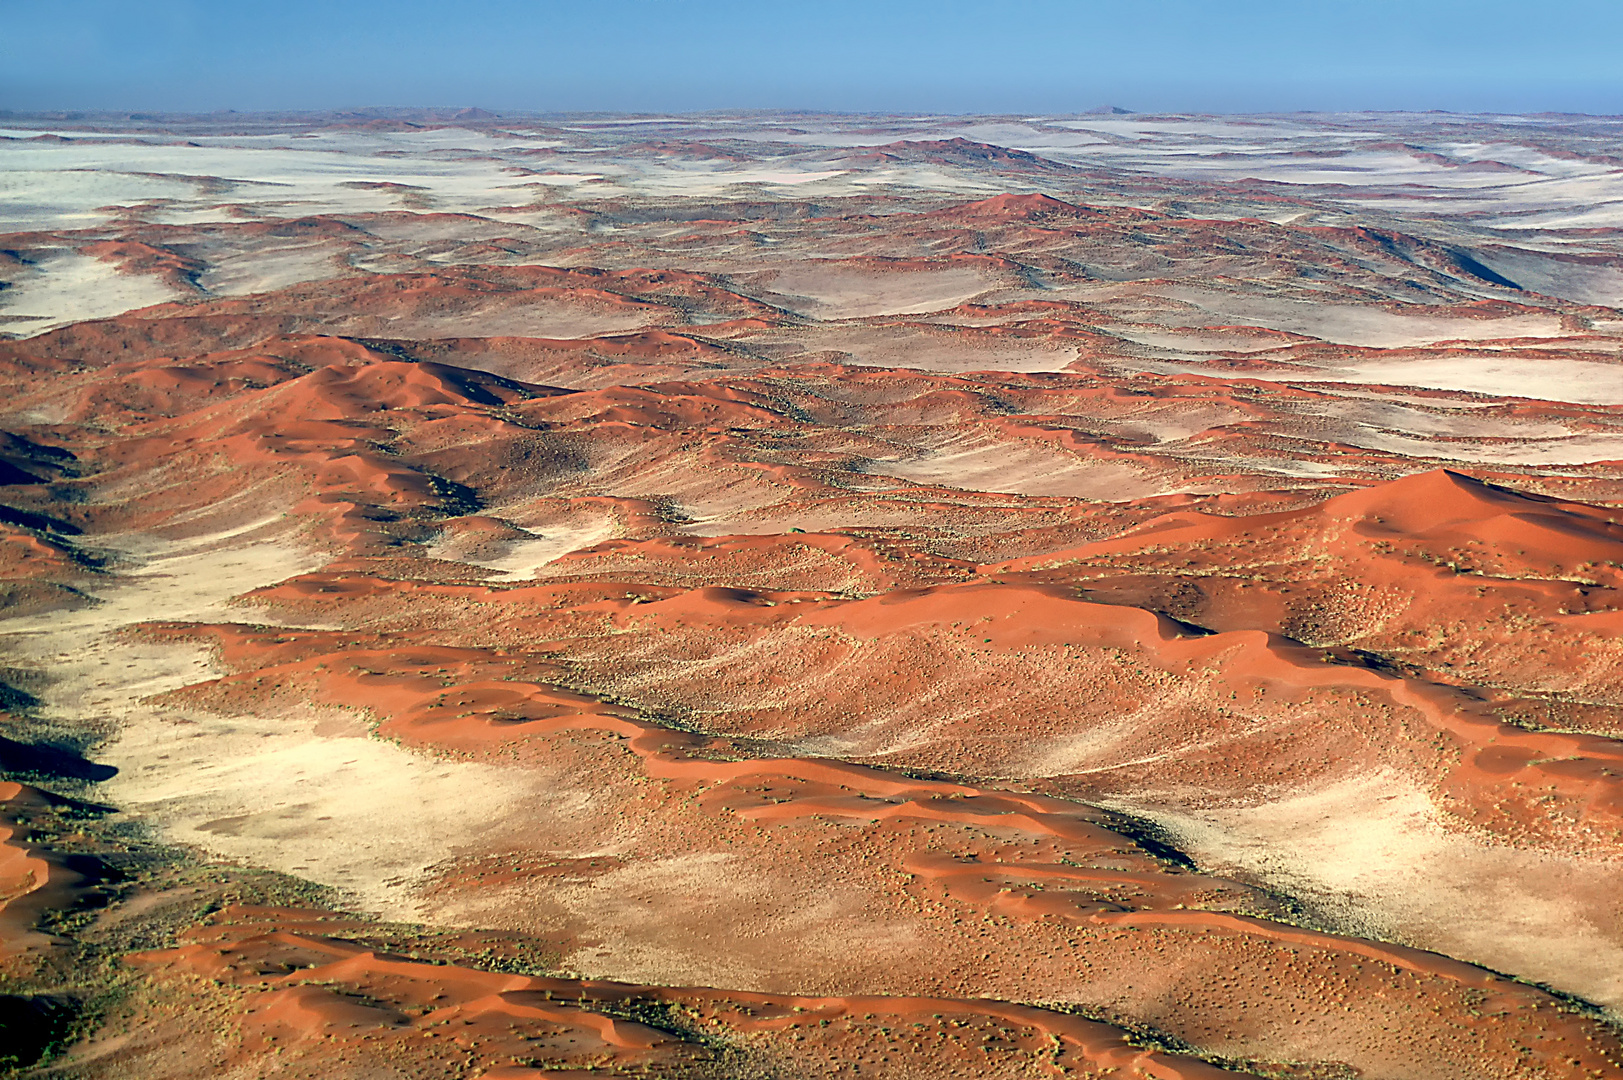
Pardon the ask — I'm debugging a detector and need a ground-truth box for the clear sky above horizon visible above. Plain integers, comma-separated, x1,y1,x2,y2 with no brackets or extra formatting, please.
4,0,1622,117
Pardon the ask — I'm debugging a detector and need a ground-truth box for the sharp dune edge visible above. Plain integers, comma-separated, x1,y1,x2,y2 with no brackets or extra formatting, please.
1,110,1623,1080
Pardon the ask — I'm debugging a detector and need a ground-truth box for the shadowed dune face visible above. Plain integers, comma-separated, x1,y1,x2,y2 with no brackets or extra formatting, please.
2,110,1623,1080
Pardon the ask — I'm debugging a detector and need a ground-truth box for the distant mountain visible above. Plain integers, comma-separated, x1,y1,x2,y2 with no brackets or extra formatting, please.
1083,104,1132,114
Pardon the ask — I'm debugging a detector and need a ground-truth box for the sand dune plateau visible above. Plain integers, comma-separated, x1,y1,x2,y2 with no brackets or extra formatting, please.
1,107,1623,1079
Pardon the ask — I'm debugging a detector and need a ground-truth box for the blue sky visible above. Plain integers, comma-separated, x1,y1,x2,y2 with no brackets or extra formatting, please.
4,0,1622,115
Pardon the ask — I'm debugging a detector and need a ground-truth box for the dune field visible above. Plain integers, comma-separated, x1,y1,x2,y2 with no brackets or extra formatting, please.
1,107,1623,1079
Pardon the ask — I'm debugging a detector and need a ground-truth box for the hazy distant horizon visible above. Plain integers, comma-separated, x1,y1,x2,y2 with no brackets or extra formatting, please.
5,0,1622,117
7,105,1623,124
